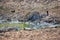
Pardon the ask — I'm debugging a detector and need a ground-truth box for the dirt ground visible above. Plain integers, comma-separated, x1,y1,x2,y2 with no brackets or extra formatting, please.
0,27,60,40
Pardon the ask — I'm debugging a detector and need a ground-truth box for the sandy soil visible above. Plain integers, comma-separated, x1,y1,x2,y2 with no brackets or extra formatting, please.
0,28,60,40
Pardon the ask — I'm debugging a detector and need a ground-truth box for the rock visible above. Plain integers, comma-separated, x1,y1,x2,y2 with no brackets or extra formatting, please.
43,16,60,24
41,16,53,23
54,20,60,24
26,11,48,22
6,27,20,31
0,27,20,33
27,11,40,22
7,18,11,22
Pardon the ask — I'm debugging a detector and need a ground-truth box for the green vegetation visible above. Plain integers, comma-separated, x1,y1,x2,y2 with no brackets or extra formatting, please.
0,23,30,29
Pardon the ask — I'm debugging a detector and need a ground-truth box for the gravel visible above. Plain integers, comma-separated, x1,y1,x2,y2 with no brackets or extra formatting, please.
0,28,60,40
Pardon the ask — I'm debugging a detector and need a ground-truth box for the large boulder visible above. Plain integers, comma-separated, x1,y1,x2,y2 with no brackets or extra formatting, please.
27,11,40,21
26,11,48,22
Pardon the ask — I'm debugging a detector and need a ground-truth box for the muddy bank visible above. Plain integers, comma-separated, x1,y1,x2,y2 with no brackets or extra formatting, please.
0,27,60,40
